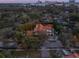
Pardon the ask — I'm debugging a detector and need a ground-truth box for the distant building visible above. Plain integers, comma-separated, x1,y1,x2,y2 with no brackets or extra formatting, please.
36,0,42,4
69,0,75,4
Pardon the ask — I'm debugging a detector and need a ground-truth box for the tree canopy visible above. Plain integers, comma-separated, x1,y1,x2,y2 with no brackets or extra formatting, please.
69,13,79,22
16,23,36,32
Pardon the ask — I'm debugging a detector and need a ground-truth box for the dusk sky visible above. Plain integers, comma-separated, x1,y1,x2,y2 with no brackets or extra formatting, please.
0,0,78,3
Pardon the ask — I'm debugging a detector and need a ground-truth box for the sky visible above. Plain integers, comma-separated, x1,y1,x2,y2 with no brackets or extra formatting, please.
0,0,78,3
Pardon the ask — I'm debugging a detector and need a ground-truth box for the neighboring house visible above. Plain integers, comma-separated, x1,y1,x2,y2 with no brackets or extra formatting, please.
33,17,55,36
26,18,54,36
64,53,79,58
61,49,79,58
34,23,54,37
34,24,53,32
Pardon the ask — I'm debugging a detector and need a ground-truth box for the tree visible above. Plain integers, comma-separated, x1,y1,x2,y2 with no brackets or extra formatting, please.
25,36,41,49
53,21,63,34
0,53,5,58
0,51,6,58
14,31,28,49
16,23,36,32
27,13,41,20
15,31,25,41
69,13,79,22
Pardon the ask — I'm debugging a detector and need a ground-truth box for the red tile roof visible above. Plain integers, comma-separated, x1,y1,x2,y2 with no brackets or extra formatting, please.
64,53,79,58
34,24,53,32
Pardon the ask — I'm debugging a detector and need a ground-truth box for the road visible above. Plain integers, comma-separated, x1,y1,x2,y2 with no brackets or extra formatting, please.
40,34,64,58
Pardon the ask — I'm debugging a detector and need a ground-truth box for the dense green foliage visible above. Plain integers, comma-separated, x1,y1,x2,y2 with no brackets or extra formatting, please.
69,13,79,22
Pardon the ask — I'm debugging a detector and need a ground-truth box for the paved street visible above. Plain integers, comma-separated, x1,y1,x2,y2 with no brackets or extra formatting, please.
40,33,64,57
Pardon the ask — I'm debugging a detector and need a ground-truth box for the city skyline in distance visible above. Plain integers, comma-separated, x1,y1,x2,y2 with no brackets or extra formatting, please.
0,0,78,3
